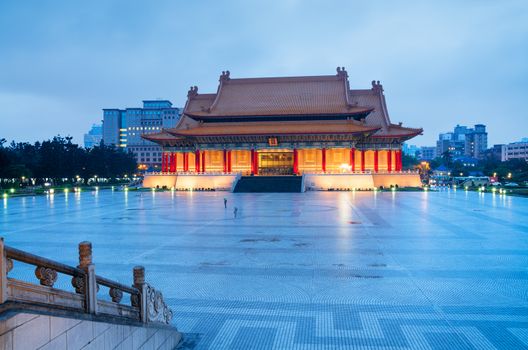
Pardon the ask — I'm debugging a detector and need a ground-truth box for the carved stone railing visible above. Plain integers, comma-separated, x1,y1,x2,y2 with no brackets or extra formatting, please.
0,238,172,325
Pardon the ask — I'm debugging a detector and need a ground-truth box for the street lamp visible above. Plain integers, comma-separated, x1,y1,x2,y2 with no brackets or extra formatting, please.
507,172,512,179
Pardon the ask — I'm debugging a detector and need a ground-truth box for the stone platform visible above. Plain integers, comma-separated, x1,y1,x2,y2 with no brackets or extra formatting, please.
142,172,422,191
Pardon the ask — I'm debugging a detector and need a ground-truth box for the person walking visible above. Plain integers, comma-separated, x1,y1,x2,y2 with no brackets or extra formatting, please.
233,207,238,218
224,197,227,208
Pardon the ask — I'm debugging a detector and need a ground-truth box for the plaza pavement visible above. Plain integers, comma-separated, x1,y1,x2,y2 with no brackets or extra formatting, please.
1,189,527,349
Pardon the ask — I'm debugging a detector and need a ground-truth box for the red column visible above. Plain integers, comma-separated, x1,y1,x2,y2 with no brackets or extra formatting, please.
201,151,206,173
162,153,167,172
195,150,200,173
254,150,259,175
223,149,227,173
322,148,326,173
293,148,298,174
228,150,232,172
374,150,379,173
361,150,365,172
170,153,174,173
250,149,255,175
174,152,178,172
387,150,392,173
350,148,355,172
397,150,402,171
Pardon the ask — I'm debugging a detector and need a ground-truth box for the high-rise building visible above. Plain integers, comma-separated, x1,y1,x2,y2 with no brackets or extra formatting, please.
402,143,421,158
436,124,488,159
420,147,437,160
84,124,103,148
102,100,182,168
501,139,528,161
464,124,487,159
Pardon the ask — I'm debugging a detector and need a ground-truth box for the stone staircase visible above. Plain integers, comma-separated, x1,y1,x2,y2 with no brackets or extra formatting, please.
233,175,303,193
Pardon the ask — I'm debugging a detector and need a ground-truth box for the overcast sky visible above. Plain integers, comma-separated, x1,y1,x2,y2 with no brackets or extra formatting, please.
0,0,527,147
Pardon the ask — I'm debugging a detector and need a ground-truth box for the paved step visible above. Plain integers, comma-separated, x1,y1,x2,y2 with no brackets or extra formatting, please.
233,175,303,193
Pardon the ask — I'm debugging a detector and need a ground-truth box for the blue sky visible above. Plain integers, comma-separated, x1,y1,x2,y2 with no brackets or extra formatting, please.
0,0,527,147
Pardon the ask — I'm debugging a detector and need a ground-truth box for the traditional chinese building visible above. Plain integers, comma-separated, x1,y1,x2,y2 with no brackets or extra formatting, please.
142,68,422,190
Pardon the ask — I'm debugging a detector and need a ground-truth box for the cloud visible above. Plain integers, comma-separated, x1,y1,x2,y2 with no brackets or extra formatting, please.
0,0,526,146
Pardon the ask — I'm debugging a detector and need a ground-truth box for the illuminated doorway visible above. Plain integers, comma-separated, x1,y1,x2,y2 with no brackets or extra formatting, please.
258,151,294,175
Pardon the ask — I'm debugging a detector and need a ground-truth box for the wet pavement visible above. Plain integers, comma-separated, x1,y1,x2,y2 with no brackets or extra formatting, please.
1,189,527,349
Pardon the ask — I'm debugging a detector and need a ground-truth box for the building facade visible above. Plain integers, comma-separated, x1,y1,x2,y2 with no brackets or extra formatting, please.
436,124,488,159
102,100,182,168
83,124,103,148
420,146,437,161
501,139,528,161
142,69,422,189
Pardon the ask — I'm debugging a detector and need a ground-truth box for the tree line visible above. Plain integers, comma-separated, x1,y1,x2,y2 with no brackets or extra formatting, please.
0,136,137,185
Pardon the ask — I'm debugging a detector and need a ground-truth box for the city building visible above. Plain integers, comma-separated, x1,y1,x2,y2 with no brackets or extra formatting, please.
83,124,103,148
464,124,487,159
142,68,423,190
501,139,528,161
436,124,488,159
102,100,182,168
402,143,420,158
420,146,437,161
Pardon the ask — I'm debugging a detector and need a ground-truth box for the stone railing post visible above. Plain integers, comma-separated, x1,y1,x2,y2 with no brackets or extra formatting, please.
133,266,147,323
0,238,8,303
78,241,97,314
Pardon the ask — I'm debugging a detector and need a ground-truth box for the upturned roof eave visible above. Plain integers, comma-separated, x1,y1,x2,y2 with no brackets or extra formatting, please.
165,126,382,138
184,108,374,119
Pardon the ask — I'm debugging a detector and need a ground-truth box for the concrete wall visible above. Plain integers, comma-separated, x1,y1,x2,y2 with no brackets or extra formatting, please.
143,173,238,191
142,174,177,189
0,312,181,350
304,173,374,190
372,173,422,188
304,173,422,190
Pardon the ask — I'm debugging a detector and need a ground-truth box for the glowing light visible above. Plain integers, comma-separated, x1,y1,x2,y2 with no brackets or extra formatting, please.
124,187,129,192
9,188,15,193
391,187,396,192
95,186,99,191
339,163,352,172
64,188,69,193
111,186,115,191
465,186,469,191
2,193,7,198
49,189,55,194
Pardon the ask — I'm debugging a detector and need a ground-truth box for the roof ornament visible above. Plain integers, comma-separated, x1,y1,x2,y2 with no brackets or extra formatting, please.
336,66,348,78
219,70,231,82
371,80,383,92
187,86,198,98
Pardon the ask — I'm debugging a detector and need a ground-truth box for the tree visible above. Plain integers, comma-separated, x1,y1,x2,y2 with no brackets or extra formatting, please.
0,136,137,187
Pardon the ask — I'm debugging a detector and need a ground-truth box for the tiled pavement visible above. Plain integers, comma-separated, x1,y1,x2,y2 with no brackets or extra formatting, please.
1,190,527,349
